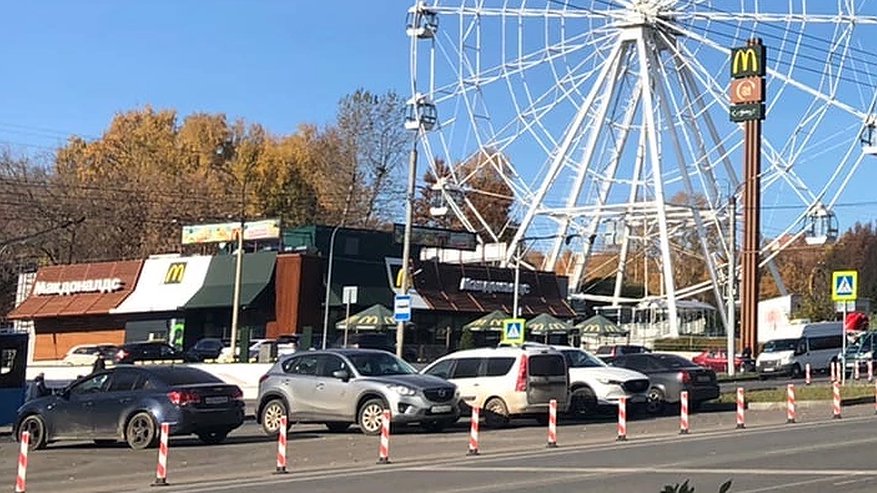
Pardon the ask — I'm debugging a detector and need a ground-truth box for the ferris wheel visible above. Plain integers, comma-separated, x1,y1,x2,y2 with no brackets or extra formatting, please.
405,0,877,334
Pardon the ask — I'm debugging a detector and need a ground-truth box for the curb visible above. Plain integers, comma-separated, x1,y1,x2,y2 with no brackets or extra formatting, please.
747,396,874,411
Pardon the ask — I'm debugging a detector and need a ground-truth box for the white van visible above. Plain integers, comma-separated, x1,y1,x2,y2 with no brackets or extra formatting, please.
756,321,843,378
421,346,569,427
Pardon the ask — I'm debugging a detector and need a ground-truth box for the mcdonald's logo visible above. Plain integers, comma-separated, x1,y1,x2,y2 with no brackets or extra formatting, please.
164,262,187,284
731,45,765,79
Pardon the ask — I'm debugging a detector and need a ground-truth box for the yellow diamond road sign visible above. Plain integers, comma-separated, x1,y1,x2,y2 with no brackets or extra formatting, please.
831,270,858,302
501,318,526,345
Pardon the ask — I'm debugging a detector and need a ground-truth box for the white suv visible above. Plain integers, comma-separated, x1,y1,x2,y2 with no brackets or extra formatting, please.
421,346,569,428
547,345,650,416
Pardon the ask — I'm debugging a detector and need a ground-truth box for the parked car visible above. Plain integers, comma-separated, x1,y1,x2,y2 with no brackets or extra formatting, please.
595,344,651,363
113,341,192,364
692,350,755,374
546,344,650,416
420,345,569,428
14,365,245,450
185,338,227,362
334,333,418,362
610,353,719,414
62,344,119,366
257,349,460,436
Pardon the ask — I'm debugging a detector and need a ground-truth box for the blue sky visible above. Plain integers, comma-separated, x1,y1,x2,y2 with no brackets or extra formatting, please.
0,0,875,238
0,1,410,150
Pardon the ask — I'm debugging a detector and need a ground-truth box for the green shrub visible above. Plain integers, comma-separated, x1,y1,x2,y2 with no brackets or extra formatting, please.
653,337,730,352
459,328,475,350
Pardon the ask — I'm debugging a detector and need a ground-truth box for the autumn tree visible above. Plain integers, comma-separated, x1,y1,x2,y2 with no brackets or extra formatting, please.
334,89,408,228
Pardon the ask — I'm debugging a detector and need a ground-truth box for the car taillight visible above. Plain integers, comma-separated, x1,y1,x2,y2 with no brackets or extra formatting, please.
231,387,243,400
167,390,201,406
515,354,529,392
677,371,691,384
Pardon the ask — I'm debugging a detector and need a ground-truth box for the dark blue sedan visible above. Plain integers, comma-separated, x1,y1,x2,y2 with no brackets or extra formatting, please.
14,365,245,450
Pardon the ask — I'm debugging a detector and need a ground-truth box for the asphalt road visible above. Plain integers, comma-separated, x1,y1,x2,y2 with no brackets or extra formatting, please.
4,399,877,493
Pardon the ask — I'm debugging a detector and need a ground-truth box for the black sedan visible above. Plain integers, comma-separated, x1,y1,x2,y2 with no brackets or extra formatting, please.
610,353,720,414
14,366,245,450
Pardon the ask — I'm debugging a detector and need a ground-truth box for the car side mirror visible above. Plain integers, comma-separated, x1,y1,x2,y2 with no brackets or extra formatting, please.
332,369,351,382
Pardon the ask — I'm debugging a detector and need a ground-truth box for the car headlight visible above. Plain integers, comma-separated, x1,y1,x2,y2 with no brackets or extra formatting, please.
387,384,416,396
596,378,623,386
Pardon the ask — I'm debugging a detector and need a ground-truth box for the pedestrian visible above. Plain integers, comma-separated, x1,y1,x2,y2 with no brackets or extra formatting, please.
26,372,48,401
92,355,106,374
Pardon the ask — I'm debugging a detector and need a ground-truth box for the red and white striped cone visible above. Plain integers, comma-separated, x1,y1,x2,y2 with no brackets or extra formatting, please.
736,387,745,429
831,362,837,382
152,423,170,487
786,384,797,424
805,363,811,385
679,391,690,435
616,397,627,442
377,410,391,464
275,415,288,474
832,382,842,419
547,399,558,448
869,361,874,382
854,362,861,381
15,431,29,493
467,406,480,456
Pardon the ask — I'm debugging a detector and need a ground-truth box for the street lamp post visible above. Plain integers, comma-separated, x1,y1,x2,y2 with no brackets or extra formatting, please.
229,179,246,363
395,145,418,359
321,225,343,350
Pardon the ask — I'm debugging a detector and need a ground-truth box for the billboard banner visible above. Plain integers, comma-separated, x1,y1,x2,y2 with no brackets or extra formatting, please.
181,218,281,245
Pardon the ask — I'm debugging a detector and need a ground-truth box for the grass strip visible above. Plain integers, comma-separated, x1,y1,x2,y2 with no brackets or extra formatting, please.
717,382,876,403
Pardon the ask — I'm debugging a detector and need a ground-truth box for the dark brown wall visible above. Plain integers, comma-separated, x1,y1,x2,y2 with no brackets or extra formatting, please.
268,254,324,340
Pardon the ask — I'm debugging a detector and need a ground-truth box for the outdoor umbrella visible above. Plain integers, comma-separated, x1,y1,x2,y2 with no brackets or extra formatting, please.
575,314,628,337
526,313,575,343
463,310,510,331
335,304,396,332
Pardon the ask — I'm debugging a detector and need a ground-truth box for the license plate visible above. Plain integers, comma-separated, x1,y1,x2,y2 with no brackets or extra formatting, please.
431,405,452,414
762,367,775,372
696,375,711,383
205,396,229,405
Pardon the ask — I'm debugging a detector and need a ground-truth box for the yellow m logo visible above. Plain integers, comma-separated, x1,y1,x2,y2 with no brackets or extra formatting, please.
731,45,765,78
164,262,187,284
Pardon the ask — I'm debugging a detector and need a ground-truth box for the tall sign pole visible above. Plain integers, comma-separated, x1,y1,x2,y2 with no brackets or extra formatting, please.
729,38,766,356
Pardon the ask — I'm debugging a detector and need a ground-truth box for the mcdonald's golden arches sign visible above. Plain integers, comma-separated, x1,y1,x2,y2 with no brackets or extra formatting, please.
164,262,187,284
730,45,765,79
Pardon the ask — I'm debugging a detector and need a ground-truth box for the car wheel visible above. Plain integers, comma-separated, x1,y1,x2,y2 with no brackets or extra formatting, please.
357,398,388,436
569,386,598,418
791,364,803,379
483,398,510,428
125,412,158,450
646,388,666,415
260,399,288,436
197,429,230,445
324,422,351,433
19,415,47,451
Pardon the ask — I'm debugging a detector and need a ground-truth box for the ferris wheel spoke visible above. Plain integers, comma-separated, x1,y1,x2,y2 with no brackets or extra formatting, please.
659,18,870,121
428,5,622,21
672,12,877,25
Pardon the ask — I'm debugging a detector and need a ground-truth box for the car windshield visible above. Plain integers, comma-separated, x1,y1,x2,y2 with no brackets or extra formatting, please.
762,339,798,353
652,354,696,370
149,367,222,386
348,352,416,376
562,349,605,368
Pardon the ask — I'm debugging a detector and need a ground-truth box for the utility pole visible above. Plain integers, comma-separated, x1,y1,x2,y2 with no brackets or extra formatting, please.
727,194,736,376
229,179,246,362
395,144,417,359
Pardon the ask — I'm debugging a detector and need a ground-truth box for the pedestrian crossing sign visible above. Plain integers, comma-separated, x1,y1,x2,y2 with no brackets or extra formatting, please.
502,318,526,345
831,270,858,302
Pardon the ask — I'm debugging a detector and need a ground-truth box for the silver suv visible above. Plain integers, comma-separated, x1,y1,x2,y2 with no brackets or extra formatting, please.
257,349,461,435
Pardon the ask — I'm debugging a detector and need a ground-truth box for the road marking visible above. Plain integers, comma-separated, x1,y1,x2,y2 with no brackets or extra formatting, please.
407,465,877,477
735,476,840,493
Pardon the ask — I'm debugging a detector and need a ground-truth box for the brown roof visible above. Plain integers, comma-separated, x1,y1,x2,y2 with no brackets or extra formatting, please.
413,261,575,317
8,260,143,319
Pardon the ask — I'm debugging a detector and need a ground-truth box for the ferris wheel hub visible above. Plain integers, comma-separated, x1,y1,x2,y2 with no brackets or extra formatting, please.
628,0,676,24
